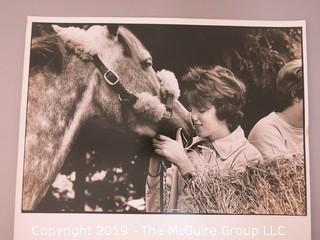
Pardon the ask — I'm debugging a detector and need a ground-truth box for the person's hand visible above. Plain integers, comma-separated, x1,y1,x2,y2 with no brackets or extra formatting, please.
152,128,195,175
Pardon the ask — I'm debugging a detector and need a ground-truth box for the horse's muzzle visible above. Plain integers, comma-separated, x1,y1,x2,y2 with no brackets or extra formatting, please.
157,117,194,148
157,116,194,168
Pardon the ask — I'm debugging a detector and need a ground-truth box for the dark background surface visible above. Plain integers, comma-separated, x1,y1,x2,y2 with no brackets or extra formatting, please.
0,0,319,239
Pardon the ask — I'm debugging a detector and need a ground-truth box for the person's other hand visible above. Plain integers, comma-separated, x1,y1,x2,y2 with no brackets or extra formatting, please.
152,128,194,175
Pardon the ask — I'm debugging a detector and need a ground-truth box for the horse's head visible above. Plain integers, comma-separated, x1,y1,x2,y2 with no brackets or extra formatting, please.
52,25,194,146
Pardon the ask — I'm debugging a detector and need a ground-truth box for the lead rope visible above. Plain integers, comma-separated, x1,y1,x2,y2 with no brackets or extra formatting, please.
160,159,168,212
159,95,173,213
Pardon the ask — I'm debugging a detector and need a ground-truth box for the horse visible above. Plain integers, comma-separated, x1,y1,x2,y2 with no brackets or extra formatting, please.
23,24,194,210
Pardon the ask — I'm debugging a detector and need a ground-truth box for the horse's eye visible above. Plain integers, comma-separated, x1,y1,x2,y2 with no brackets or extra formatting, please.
143,58,153,69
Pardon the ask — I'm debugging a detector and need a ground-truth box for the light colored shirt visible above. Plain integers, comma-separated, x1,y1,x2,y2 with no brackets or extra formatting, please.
248,112,304,159
145,126,262,213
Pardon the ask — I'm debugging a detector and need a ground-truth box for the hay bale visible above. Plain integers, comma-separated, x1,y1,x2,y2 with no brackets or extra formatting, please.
184,155,306,215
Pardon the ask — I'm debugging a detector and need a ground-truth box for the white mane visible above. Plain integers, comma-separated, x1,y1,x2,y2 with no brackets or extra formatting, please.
52,25,115,61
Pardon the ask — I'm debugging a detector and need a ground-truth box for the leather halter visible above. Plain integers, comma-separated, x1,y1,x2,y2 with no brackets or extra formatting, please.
92,54,191,151
92,54,138,105
92,54,175,123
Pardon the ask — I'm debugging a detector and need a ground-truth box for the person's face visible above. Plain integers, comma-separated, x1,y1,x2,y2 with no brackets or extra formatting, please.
190,104,230,141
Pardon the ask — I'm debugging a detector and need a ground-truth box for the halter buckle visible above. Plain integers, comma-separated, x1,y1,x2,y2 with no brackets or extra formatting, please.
104,70,119,86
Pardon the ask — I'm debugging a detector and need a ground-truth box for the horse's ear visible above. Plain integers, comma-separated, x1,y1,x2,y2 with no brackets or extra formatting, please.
30,35,65,73
32,23,55,38
52,24,63,34
107,25,119,37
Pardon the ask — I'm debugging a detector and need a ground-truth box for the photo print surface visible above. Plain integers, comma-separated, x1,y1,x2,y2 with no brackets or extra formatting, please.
20,19,307,215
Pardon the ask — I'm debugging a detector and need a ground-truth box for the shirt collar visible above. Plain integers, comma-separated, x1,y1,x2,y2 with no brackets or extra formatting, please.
188,126,248,160
211,126,247,160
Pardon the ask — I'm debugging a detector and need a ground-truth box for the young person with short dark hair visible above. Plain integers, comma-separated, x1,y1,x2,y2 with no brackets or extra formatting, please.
146,66,262,213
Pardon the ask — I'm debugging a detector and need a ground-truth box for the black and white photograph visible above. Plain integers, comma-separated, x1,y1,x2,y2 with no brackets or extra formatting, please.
20,18,307,215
